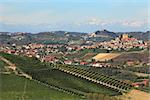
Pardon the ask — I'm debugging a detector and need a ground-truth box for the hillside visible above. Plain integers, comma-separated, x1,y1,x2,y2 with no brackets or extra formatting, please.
0,52,122,100
0,31,85,45
1,52,149,100
89,29,117,38
113,51,149,63
0,30,149,45
0,74,79,100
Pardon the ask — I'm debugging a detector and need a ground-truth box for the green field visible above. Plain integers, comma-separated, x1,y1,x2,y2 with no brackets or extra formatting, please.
0,74,80,100
0,60,8,71
0,52,121,99
32,69,118,95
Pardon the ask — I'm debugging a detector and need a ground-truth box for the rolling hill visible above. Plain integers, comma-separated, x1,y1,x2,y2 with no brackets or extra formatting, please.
0,30,149,45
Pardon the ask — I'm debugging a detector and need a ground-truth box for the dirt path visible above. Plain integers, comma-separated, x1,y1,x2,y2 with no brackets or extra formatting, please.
0,56,32,79
21,80,27,100
0,56,16,71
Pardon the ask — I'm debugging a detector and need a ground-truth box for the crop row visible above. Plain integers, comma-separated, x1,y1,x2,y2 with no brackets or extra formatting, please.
32,78,85,98
53,64,133,93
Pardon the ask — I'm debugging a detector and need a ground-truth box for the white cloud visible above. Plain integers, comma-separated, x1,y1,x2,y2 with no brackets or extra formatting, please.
75,18,147,28
84,18,112,26
121,20,146,27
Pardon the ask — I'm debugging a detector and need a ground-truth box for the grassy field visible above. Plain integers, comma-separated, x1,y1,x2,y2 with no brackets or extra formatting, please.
0,52,48,72
0,74,80,100
0,60,8,72
31,69,118,95
0,52,120,97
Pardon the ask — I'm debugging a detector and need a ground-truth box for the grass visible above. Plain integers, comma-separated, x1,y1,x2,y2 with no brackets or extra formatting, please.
0,52,120,98
0,52,47,72
31,69,118,95
0,74,80,100
0,60,8,72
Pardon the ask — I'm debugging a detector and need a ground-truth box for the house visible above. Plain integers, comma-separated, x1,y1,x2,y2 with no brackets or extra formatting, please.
126,60,140,66
80,61,88,65
64,60,72,65
3,50,16,54
29,43,44,49
41,56,57,62
132,79,149,88
92,62,103,67
126,60,135,66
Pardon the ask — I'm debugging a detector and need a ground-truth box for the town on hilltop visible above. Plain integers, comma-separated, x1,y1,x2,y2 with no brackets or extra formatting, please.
0,31,149,66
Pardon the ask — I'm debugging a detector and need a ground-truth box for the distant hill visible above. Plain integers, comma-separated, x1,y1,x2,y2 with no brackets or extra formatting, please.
89,29,118,38
87,29,118,42
0,32,33,45
0,31,85,45
0,30,149,45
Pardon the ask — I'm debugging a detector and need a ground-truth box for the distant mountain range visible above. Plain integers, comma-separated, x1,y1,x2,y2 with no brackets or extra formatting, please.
0,30,149,45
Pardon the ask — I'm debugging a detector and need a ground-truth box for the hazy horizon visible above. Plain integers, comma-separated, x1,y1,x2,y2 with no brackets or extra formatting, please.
0,0,149,32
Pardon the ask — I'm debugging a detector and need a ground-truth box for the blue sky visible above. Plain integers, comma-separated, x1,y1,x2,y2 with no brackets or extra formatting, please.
0,0,149,32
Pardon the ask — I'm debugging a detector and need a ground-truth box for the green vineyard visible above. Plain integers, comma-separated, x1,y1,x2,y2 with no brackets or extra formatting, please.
53,64,133,93
0,52,134,100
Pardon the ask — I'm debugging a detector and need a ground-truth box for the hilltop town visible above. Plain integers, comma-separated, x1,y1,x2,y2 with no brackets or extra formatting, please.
1,31,149,65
